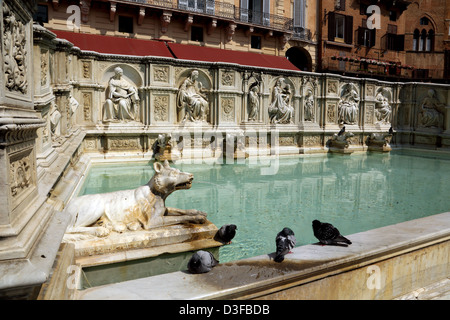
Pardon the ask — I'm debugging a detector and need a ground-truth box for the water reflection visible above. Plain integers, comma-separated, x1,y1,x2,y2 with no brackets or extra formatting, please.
80,152,450,262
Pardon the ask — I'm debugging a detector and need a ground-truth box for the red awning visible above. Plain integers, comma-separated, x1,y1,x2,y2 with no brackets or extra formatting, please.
168,43,299,71
50,30,173,58
50,30,299,71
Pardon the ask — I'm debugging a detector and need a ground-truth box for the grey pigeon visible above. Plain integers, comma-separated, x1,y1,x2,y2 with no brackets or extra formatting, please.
312,220,352,246
215,224,237,244
187,250,219,274
274,227,296,263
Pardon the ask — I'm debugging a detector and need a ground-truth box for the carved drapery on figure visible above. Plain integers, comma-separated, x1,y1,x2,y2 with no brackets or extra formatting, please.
418,89,446,128
268,78,294,124
49,102,61,142
3,2,28,94
176,70,209,123
374,88,392,124
338,83,360,125
248,81,260,121
304,89,315,122
103,67,140,122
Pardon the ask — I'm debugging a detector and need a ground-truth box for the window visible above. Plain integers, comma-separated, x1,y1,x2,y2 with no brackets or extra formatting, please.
420,17,430,25
328,12,353,44
118,16,133,33
188,0,205,12
33,5,48,25
360,3,369,15
335,14,345,40
413,29,420,51
383,24,403,51
358,20,376,47
426,29,434,52
383,33,404,51
191,26,204,42
389,11,397,22
293,0,306,30
251,35,261,49
335,0,345,11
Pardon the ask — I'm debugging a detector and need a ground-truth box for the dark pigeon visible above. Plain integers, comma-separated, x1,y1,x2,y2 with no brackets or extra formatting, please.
274,227,296,263
215,224,237,244
187,250,219,274
389,126,393,135
338,126,346,136
312,220,352,246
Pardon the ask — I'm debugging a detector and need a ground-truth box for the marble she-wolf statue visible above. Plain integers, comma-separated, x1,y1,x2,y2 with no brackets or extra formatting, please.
64,160,207,238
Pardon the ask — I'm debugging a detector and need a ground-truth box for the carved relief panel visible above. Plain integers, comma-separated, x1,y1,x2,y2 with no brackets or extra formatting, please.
153,66,169,83
2,1,31,102
221,97,235,122
153,95,169,122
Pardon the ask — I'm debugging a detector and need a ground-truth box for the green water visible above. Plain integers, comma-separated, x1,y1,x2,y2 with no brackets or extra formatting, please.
79,151,450,263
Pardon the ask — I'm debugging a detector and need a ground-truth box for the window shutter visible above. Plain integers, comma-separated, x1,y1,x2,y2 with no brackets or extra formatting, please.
263,0,270,26
396,34,405,51
294,0,305,29
328,11,336,41
240,0,248,22
370,28,376,47
344,15,353,44
357,27,364,45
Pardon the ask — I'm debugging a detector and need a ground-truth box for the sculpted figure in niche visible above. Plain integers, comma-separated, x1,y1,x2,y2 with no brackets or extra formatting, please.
248,82,259,121
338,84,360,125
304,89,315,122
177,70,209,122
418,89,446,128
49,102,61,142
374,89,392,124
268,77,294,124
103,67,140,122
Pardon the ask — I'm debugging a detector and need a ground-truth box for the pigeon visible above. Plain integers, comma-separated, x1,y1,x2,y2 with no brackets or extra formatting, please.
388,126,393,135
215,224,237,244
274,227,296,263
338,126,346,136
312,220,352,246
187,250,219,274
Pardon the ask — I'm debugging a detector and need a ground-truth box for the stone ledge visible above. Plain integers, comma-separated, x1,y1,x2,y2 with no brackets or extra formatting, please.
75,212,450,300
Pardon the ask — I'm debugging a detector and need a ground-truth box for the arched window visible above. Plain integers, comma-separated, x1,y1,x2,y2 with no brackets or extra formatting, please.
419,29,427,51
413,29,420,51
420,17,430,25
426,29,434,52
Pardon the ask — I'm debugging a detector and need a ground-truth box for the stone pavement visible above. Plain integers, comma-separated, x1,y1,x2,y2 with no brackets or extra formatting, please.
395,277,450,300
